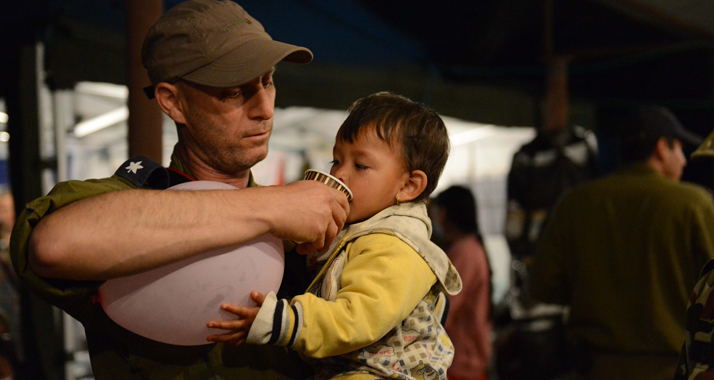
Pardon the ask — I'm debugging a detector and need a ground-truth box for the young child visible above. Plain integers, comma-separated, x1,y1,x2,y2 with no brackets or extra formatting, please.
207,91,462,380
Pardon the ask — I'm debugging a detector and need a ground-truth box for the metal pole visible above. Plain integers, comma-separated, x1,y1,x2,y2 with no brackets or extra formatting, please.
52,90,71,182
126,0,164,163
542,0,569,133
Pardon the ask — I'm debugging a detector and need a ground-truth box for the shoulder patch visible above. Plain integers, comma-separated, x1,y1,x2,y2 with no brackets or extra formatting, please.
114,156,169,189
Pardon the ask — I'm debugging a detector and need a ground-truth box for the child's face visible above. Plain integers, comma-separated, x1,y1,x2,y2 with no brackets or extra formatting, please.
331,128,410,224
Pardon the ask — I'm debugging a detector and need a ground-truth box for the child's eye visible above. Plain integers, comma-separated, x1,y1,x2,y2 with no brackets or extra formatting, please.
355,163,368,170
329,160,339,167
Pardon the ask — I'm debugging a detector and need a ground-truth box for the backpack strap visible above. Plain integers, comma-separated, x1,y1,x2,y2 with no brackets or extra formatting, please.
166,167,195,187
114,155,193,189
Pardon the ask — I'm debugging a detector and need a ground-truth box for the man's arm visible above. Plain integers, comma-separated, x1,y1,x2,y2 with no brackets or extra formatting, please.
29,180,348,281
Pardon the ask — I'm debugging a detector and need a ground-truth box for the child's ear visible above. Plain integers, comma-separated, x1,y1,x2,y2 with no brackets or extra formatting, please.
397,170,428,203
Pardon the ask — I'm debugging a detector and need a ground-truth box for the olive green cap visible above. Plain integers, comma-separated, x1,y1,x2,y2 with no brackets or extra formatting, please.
142,0,312,94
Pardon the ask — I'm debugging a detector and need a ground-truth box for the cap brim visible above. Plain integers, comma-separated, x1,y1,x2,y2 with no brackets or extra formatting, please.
692,129,714,158
182,39,313,88
675,128,704,148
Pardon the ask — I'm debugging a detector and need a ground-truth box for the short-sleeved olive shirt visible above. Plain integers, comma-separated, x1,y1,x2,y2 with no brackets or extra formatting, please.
10,152,312,379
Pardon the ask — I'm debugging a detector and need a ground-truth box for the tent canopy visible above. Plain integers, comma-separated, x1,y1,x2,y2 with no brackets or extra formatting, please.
1,0,712,126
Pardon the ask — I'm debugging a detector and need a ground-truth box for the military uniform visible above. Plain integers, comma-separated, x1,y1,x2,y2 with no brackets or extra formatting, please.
674,259,714,379
10,149,313,379
675,117,714,380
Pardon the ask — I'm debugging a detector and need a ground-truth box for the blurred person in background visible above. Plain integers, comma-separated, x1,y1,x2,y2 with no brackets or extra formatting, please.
673,124,714,379
499,121,598,380
433,185,493,380
0,190,19,379
675,258,714,379
530,106,714,380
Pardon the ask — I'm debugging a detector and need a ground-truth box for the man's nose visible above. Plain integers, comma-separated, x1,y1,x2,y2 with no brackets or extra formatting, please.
247,86,274,120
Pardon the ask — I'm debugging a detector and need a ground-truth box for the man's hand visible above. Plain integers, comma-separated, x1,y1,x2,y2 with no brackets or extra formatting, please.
263,181,349,255
206,291,266,346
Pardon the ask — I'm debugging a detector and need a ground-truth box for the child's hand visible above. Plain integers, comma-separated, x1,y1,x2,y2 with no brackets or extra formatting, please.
206,290,265,346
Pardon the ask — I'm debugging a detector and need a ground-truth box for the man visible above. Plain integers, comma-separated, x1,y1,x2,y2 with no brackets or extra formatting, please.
674,131,714,379
530,106,714,380
10,0,349,378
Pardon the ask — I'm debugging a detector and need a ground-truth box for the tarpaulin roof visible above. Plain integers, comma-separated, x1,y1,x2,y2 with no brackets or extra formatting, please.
2,0,712,119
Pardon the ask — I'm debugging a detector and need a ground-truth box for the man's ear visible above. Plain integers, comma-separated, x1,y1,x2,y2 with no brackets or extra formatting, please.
654,137,670,161
155,82,187,125
397,170,428,203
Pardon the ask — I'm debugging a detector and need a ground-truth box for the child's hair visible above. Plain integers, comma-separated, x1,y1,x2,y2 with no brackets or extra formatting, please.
336,91,450,202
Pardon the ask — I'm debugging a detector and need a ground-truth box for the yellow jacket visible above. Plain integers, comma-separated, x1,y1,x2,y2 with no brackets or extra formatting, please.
248,203,462,380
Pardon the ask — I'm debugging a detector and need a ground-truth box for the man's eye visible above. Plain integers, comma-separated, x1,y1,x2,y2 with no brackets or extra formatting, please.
263,81,273,88
221,90,242,100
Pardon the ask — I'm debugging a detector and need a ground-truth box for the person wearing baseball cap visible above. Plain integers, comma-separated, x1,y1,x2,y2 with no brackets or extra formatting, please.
10,0,349,378
617,106,703,182
529,106,714,380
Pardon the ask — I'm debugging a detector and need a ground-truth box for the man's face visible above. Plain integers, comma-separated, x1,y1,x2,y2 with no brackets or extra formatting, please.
663,139,687,181
176,69,276,175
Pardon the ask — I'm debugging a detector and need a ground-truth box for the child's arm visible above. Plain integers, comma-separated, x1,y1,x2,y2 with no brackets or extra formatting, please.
205,290,265,346
244,234,438,358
